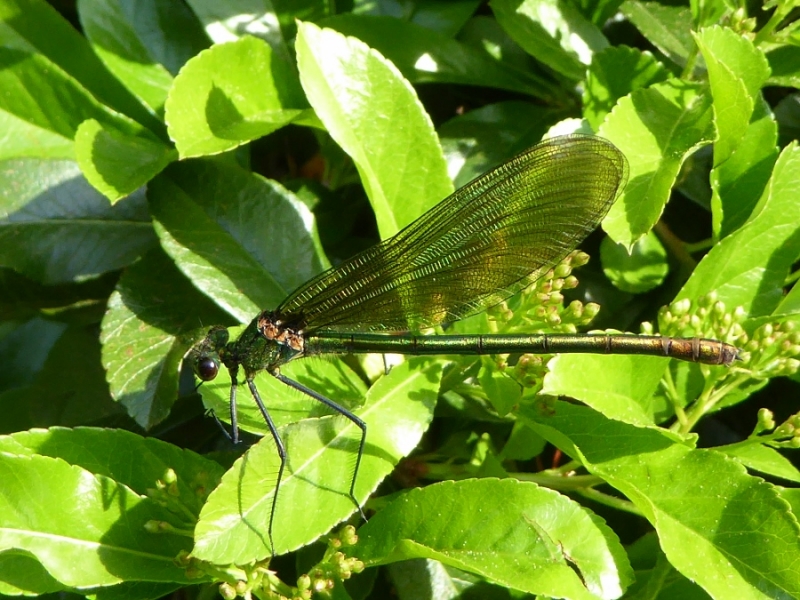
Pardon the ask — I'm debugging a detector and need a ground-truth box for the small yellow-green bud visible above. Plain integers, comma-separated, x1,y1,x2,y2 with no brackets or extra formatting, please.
219,583,237,600
297,574,311,591
341,525,358,546
572,251,590,267
548,292,564,306
143,520,161,533
584,303,600,319
672,298,691,316
163,468,177,484
784,358,800,375
553,264,570,279
758,408,775,431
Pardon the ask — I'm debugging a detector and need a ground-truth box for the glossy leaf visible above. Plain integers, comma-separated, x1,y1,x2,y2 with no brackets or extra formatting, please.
601,80,714,248
0,158,157,284
543,354,668,425
192,358,442,563
355,478,633,599
620,0,694,68
165,35,309,158
695,27,775,239
600,231,668,294
678,144,800,316
75,119,176,201
521,401,800,599
0,0,162,131
80,0,208,98
100,247,232,428
492,0,608,80
0,453,195,587
148,158,328,322
721,443,800,484
439,101,557,187
583,45,670,131
321,14,559,100
296,20,453,237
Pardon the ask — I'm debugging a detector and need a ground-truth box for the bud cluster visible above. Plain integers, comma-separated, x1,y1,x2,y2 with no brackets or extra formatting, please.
654,292,746,346
752,408,800,449
489,251,598,334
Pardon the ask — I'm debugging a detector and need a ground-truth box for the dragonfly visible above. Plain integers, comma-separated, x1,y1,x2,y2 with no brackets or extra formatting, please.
188,134,737,550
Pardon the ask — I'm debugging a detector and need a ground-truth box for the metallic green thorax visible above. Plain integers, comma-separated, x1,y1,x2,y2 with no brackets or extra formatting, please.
192,312,306,381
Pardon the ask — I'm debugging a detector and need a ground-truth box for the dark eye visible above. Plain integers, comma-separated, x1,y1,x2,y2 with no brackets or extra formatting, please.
196,357,219,381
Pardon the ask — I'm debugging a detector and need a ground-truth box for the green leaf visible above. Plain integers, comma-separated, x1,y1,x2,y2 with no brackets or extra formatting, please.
321,14,559,100
0,47,145,143
192,358,442,563
184,0,294,67
478,364,521,416
695,27,775,239
148,158,327,322
720,443,800,484
678,144,800,316
0,268,115,323
709,98,778,239
296,20,453,237
355,478,633,599
600,231,668,294
199,348,368,432
353,0,481,37
100,247,232,429
0,320,126,436
0,550,66,595
543,354,668,425
0,158,157,284
0,0,163,132
165,35,309,158
696,27,770,162
77,0,177,114
574,0,625,27
0,453,195,587
620,0,694,69
0,427,225,515
439,101,558,187
765,43,800,89
601,80,714,248
75,119,176,202
583,45,670,131
492,0,608,80
521,401,800,599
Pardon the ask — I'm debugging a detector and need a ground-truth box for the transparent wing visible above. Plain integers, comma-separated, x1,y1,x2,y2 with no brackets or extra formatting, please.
276,135,628,333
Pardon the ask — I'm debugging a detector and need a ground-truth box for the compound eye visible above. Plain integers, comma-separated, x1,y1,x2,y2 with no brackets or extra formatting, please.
196,357,219,381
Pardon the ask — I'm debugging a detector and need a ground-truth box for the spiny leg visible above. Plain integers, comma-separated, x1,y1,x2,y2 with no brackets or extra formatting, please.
229,365,240,444
206,366,241,442
273,372,368,522
246,377,287,554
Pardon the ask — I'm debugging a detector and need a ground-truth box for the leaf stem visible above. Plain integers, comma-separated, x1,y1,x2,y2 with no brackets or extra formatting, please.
576,487,642,516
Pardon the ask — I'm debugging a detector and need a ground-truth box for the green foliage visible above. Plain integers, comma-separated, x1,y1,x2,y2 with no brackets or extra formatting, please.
1,1,800,599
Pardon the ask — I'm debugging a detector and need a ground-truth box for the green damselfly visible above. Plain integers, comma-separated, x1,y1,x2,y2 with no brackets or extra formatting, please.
188,135,737,548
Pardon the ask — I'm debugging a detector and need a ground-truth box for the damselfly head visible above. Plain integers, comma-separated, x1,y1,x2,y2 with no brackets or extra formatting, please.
195,356,219,381
189,326,230,382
